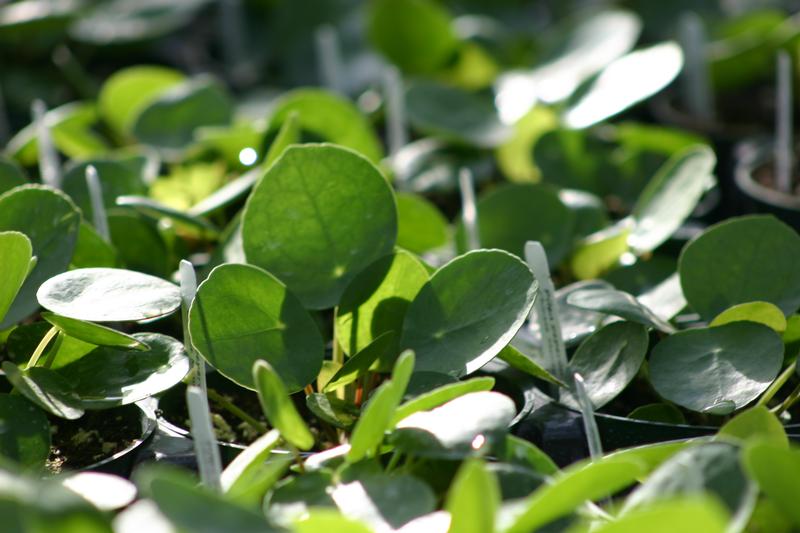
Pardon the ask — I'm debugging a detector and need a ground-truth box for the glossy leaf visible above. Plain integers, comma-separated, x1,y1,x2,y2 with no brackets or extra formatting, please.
3,362,84,419
649,323,783,413
0,394,50,469
390,391,516,459
37,267,181,322
189,263,323,392
396,193,449,254
710,301,787,333
0,186,80,329
560,321,648,409
336,251,428,367
629,145,716,254
242,144,397,309
401,250,536,377
679,215,800,321
0,231,32,323
54,333,189,408
42,312,148,350
497,344,565,387
253,360,314,451
455,183,575,266
566,287,675,332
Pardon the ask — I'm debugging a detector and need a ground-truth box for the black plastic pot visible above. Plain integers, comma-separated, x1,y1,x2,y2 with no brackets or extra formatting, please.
733,139,800,229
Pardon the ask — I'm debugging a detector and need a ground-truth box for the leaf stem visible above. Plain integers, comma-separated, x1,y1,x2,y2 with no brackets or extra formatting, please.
41,332,64,369
772,381,800,416
386,450,402,472
206,387,268,435
25,327,58,370
758,361,796,407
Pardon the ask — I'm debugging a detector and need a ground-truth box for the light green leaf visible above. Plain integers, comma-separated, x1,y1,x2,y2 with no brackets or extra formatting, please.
221,430,292,507
0,231,32,323
396,192,449,254
253,360,314,451
392,376,495,425
710,301,787,333
445,459,499,533
717,406,788,448
323,332,396,393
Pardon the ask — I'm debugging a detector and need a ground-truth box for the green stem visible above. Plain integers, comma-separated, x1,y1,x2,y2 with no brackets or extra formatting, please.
41,332,64,369
25,327,58,370
206,388,268,435
758,361,796,407
772,382,800,416
386,451,402,472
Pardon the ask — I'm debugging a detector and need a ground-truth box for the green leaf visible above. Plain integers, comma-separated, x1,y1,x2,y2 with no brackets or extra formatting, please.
253,360,314,451
189,263,323,392
336,251,428,367
502,435,559,476
392,376,495,425
649,323,783,413
266,472,336,526
41,312,148,350
138,464,270,533
132,77,233,152
717,406,788,448
710,301,787,333
0,185,80,329
323,332,396,393
679,215,800,321
564,42,684,129
401,250,536,377
497,344,565,387
592,497,729,533
566,287,675,332
0,394,50,469
5,322,95,369
406,82,510,148
221,430,292,507
3,362,84,420
330,474,436,531
98,65,186,136
621,442,755,531
445,459,499,533
502,455,646,533
0,231,32,323
348,351,414,462
116,195,219,235
242,144,397,309
70,221,119,269
107,211,170,277
396,193,449,254
390,391,516,459
628,145,716,254
0,156,27,194
627,403,685,424
570,224,630,280
37,267,181,322
455,183,575,266
293,510,374,533
306,393,358,429
53,333,190,408
367,0,458,74
268,89,383,163
560,321,648,409
743,441,800,528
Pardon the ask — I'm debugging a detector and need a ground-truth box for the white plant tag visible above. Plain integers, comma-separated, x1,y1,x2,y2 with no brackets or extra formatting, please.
573,373,603,460
315,24,344,93
459,168,480,250
85,165,110,242
383,66,408,160
678,12,714,121
32,100,61,190
775,50,793,194
524,241,568,381
186,386,223,490
180,260,206,392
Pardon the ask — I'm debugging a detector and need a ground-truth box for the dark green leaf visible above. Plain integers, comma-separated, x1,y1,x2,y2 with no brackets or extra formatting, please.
3,362,84,419
42,312,148,350
0,394,50,469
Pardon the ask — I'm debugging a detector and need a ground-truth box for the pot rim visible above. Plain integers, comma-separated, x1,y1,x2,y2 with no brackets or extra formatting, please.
81,399,158,471
734,137,800,210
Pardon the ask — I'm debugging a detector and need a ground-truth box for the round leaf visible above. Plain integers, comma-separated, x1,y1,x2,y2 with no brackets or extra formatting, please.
189,263,323,392
455,183,575,267
649,322,783,413
98,65,186,135
0,156,27,194
42,312,148,350
396,192,448,254
743,441,800,528
53,333,190,408
336,250,429,366
560,321,648,409
242,144,397,309
61,159,147,221
401,250,536,377
717,406,788,448
710,301,787,333
253,360,314,451
0,393,50,469
679,215,800,320
37,268,181,322
268,90,383,163
0,231,32,323
0,186,80,329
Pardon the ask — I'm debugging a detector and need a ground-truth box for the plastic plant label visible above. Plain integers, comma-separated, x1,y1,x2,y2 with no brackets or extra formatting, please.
573,373,603,460
32,100,61,190
85,165,110,242
180,260,206,392
459,167,480,251
525,241,568,381
186,385,223,491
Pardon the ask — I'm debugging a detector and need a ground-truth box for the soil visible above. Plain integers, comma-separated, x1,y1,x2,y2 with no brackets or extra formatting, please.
46,408,141,474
